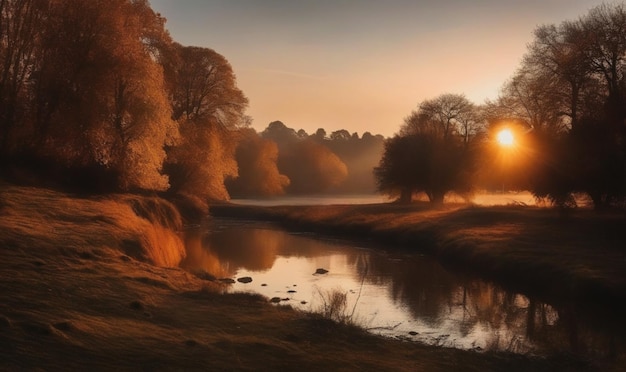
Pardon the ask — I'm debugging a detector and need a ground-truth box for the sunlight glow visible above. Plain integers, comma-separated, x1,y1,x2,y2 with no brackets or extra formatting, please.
496,129,515,147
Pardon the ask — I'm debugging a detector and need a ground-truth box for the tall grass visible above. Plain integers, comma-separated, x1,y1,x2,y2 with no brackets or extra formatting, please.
0,183,185,267
313,287,363,326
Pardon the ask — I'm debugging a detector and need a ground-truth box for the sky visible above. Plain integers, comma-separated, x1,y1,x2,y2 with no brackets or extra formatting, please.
149,0,609,137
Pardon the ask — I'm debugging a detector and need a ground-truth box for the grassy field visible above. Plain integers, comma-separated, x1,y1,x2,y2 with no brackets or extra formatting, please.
0,184,620,370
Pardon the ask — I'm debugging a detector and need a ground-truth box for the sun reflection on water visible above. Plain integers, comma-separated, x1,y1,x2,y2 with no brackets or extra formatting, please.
181,219,624,358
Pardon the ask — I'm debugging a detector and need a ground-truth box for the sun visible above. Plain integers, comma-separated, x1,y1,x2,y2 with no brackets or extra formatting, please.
496,128,515,147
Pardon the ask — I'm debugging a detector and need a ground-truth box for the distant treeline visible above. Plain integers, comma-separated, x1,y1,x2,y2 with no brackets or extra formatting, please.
0,0,384,214
228,122,384,197
376,4,626,209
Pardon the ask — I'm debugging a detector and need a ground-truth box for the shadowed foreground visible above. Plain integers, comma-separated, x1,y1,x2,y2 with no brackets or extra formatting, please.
0,185,605,371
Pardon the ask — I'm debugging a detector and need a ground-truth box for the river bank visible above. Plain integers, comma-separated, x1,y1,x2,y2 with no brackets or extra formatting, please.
0,184,617,370
209,203,626,312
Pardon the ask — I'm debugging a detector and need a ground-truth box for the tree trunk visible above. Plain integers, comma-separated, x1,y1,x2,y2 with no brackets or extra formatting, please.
429,190,445,205
399,188,412,204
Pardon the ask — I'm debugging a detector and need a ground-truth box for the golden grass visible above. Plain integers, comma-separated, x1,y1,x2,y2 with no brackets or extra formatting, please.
0,183,185,267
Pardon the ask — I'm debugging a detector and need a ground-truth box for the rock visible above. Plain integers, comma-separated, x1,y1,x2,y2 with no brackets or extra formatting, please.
185,339,199,347
300,301,307,305
193,270,216,281
53,321,73,331
218,278,236,284
269,297,281,303
129,300,144,310
314,268,329,275
261,283,268,286
287,290,297,293
408,331,418,336
237,276,253,283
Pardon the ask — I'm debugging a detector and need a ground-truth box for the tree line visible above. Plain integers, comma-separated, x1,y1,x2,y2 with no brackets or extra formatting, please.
0,0,384,214
376,3,626,209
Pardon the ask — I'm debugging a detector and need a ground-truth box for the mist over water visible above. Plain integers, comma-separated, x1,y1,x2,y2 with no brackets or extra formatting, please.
231,192,537,207
231,194,388,206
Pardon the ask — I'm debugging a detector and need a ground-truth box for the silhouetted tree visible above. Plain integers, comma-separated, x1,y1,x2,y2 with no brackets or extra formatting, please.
402,94,480,140
490,3,626,208
261,121,298,145
0,0,45,155
311,128,327,142
330,129,351,142
376,94,480,204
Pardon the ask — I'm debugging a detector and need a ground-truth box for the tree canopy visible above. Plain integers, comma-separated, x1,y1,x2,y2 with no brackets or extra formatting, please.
376,94,481,204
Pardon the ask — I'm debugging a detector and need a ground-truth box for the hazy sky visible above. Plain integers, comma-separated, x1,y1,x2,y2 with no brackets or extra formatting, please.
149,0,607,137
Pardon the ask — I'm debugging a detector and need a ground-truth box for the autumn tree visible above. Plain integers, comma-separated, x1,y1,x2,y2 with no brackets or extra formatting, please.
324,130,385,194
166,122,237,204
279,139,348,194
260,121,349,194
162,43,248,203
164,43,247,125
0,0,178,191
226,128,290,197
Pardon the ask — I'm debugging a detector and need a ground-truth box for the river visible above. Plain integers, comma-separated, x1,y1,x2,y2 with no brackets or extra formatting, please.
181,216,623,360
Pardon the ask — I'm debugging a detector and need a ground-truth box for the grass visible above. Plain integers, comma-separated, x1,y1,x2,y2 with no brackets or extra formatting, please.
0,183,617,371
0,183,185,267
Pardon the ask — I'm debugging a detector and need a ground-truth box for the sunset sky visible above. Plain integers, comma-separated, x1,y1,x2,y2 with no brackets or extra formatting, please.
150,0,607,137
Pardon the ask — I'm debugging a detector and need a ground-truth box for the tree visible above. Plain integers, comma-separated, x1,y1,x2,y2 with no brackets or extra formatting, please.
163,44,248,202
376,94,479,204
227,128,290,197
402,94,479,141
3,0,178,191
164,43,248,126
0,0,46,155
375,133,470,204
325,128,385,194
261,121,298,145
279,139,348,194
330,129,351,142
166,121,237,204
491,3,626,208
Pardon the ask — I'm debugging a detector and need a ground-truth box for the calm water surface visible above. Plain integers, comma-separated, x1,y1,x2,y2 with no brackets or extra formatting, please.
230,192,538,207
182,218,623,359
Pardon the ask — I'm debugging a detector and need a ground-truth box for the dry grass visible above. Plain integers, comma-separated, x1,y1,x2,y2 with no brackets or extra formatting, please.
0,183,185,267
0,184,606,370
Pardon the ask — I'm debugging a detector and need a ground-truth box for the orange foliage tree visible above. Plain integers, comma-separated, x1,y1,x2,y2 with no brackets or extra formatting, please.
1,0,178,191
162,43,248,203
226,128,290,197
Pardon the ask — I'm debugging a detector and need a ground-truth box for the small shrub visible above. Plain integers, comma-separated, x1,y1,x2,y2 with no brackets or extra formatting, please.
314,287,353,325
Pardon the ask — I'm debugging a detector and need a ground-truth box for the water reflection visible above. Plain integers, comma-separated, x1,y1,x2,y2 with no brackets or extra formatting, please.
181,219,624,359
